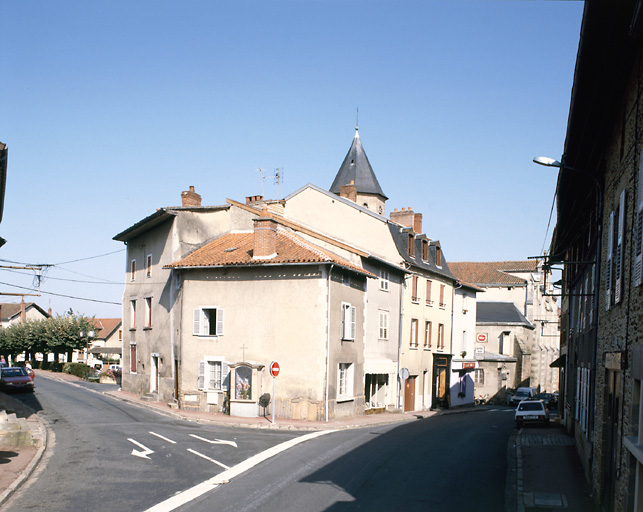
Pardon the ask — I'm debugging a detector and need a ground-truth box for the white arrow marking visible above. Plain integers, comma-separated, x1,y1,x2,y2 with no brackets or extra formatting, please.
187,449,230,470
128,438,154,459
150,431,176,444
189,434,238,448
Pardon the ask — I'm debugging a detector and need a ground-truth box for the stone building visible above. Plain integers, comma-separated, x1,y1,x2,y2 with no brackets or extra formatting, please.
547,2,643,510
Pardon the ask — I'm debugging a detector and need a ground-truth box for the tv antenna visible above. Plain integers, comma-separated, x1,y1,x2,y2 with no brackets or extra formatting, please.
256,168,266,197
275,168,284,198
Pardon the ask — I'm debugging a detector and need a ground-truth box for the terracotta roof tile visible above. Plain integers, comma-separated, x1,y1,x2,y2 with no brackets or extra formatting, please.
166,228,375,277
449,261,537,286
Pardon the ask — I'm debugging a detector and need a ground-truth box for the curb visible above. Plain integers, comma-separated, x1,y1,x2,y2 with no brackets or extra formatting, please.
0,405,48,508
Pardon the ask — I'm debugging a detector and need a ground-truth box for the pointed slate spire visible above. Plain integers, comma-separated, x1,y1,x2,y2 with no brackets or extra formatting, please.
330,128,388,200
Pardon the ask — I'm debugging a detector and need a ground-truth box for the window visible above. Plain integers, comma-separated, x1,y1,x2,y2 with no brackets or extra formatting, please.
144,297,152,328
439,284,446,308
411,276,419,303
198,359,228,391
426,280,433,306
408,234,415,256
615,190,626,304
130,260,136,281
193,307,224,336
410,318,418,348
422,239,429,261
337,362,354,401
635,153,643,287
437,323,445,349
474,369,484,385
379,310,389,340
130,300,136,329
341,303,356,340
342,273,351,287
379,270,390,291
130,342,137,373
435,245,442,267
146,254,152,278
424,321,432,349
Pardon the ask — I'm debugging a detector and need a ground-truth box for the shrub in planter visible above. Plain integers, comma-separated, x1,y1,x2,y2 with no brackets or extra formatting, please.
63,362,89,379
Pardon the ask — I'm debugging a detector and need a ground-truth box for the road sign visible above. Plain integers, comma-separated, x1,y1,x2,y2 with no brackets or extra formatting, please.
270,361,280,377
399,367,410,380
477,333,487,343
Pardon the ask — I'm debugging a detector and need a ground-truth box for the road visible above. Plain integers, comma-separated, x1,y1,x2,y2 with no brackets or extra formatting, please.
4,375,516,511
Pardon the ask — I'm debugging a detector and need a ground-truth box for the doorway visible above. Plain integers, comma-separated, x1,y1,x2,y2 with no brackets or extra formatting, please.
404,376,416,412
151,354,159,393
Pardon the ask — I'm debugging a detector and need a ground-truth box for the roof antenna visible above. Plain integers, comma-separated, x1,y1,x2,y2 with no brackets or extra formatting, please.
256,168,265,197
356,106,359,131
274,168,283,198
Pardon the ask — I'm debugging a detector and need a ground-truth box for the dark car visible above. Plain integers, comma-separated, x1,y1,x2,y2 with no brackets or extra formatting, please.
535,392,558,409
0,367,35,392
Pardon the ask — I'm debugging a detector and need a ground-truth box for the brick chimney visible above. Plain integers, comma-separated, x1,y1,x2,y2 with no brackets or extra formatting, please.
390,207,422,234
20,299,26,323
246,195,264,205
181,186,202,207
252,207,277,259
339,180,357,202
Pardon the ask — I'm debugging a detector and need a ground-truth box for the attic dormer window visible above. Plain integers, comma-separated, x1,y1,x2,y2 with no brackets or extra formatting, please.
408,234,415,256
422,240,428,261
435,246,442,267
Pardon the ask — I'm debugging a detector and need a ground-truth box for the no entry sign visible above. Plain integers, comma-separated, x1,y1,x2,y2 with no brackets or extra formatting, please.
270,361,280,377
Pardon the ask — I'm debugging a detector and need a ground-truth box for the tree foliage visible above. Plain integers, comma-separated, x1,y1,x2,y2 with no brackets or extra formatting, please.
0,311,96,360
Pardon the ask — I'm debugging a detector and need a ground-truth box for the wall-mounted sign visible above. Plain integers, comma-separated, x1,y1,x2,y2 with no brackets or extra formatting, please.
475,347,485,354
463,362,476,369
477,333,488,343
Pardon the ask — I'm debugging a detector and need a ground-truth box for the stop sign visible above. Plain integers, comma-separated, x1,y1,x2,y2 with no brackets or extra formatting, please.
270,361,280,377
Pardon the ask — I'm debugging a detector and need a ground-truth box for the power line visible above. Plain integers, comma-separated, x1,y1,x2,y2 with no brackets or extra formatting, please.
53,248,125,265
0,281,121,305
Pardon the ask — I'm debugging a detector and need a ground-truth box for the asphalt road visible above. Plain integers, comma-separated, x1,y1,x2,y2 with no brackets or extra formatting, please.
3,375,304,511
174,407,516,511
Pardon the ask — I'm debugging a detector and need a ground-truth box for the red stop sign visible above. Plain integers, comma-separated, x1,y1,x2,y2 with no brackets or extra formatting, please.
270,361,280,377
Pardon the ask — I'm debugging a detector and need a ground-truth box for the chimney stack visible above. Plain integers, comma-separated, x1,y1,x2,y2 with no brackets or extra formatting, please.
339,180,357,203
390,207,422,234
181,186,202,207
252,207,277,259
20,299,26,323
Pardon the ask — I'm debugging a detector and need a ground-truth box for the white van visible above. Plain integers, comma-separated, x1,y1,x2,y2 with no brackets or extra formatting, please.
510,387,537,407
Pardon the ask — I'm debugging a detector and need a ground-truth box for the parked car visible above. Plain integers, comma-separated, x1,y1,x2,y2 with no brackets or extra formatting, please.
515,399,549,428
535,392,557,409
0,367,35,392
510,387,538,407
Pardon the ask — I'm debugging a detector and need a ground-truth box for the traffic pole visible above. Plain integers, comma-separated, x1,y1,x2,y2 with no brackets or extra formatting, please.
272,376,276,424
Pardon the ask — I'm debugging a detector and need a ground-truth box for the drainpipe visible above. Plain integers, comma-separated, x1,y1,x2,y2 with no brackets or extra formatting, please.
397,272,407,410
170,268,176,400
326,263,335,422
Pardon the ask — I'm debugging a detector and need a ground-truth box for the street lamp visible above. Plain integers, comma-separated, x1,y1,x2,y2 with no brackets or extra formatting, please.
80,330,95,380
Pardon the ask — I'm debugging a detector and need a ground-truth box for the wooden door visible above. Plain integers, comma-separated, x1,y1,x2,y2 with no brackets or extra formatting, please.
404,376,416,412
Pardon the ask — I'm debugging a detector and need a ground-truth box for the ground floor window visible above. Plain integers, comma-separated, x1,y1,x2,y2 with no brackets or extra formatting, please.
198,358,228,391
130,343,137,373
474,369,484,385
338,362,354,401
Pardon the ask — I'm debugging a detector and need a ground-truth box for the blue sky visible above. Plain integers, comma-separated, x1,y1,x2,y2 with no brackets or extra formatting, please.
0,1,584,318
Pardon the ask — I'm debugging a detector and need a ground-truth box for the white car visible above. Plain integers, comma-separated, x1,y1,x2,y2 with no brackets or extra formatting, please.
515,399,549,428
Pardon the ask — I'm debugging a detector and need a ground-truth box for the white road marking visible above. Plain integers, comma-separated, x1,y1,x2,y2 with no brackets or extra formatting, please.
128,438,154,459
145,429,337,512
189,434,238,448
187,448,230,470
150,431,177,444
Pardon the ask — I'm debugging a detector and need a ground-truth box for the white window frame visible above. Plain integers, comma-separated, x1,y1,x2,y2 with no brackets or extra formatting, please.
146,254,152,278
144,297,152,328
198,357,229,391
193,306,225,337
615,190,626,304
130,259,136,281
379,270,390,291
378,310,389,340
337,362,354,402
341,302,356,341
130,299,136,330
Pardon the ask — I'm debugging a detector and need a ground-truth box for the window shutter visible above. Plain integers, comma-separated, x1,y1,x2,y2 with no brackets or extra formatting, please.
216,308,224,336
198,361,205,389
636,156,643,287
222,362,229,391
606,211,614,310
193,309,200,335
350,306,356,340
615,190,626,304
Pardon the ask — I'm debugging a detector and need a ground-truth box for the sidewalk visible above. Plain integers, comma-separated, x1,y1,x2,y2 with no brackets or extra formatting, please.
1,370,598,511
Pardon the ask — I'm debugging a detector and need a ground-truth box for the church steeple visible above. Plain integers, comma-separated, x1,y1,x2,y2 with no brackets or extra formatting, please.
330,128,388,214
